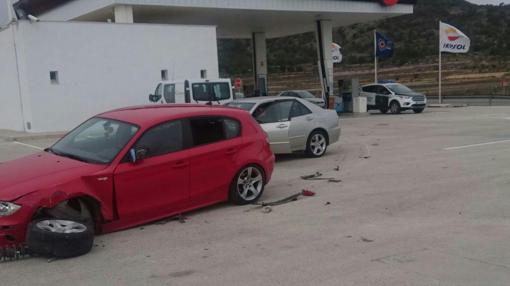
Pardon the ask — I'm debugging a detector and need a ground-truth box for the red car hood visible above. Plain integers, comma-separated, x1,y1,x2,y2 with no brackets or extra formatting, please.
0,152,108,202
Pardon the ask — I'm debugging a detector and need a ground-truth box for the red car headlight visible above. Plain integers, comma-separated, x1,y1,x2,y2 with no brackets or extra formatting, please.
0,202,21,217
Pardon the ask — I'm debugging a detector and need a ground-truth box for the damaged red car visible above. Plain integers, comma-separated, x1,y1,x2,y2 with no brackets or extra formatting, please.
0,105,274,258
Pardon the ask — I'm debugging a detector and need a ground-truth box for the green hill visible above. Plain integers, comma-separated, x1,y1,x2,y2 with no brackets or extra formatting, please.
219,0,510,76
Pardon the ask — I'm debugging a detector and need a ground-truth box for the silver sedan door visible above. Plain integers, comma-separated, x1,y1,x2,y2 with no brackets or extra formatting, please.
288,100,315,151
253,100,294,154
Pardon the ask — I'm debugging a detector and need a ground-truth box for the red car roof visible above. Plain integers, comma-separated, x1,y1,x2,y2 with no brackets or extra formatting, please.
98,104,247,127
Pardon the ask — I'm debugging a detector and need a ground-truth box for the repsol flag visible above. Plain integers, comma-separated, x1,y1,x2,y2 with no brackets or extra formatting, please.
440,22,470,53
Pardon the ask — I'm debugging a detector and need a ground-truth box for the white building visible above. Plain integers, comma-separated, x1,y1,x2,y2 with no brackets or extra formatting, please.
1,0,415,132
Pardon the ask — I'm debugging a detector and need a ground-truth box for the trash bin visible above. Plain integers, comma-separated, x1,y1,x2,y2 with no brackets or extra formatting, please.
334,96,344,113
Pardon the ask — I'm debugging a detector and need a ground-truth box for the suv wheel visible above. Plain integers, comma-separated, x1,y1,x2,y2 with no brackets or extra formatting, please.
390,101,401,114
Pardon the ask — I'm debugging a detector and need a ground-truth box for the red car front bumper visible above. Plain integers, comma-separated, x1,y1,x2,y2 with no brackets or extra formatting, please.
0,206,32,247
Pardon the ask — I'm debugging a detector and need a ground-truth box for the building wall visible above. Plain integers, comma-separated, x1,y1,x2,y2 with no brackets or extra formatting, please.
0,25,25,131
15,21,218,132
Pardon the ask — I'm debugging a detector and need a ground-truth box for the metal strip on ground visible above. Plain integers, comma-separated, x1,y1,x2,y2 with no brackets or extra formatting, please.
444,139,510,151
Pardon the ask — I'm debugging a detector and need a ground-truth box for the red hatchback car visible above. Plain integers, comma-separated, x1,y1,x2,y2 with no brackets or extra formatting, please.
0,105,274,256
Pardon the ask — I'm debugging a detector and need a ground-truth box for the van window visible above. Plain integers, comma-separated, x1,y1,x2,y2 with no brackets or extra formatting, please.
154,84,163,98
192,83,211,101
163,84,176,103
212,83,231,100
191,82,231,102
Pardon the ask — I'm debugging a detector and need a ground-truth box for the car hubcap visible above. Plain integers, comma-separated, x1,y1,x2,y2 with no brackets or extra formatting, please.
237,167,263,201
36,220,87,234
310,134,326,156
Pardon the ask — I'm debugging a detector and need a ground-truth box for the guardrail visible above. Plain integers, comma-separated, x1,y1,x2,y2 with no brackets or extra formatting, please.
427,95,510,106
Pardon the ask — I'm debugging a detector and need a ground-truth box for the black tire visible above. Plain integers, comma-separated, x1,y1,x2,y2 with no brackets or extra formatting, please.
229,165,266,205
27,219,94,258
413,108,425,114
306,130,329,158
390,101,401,114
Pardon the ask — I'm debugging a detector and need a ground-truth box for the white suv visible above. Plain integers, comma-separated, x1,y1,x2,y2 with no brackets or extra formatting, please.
361,83,427,114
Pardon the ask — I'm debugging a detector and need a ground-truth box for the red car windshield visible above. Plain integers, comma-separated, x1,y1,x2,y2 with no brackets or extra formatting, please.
48,117,139,164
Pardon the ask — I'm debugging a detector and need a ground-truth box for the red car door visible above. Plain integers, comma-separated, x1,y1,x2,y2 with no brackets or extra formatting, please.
186,117,242,207
113,120,190,226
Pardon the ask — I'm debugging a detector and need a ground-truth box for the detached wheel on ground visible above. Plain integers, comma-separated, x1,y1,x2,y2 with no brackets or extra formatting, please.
306,130,328,158
390,101,401,114
413,108,425,113
26,219,94,258
230,165,266,205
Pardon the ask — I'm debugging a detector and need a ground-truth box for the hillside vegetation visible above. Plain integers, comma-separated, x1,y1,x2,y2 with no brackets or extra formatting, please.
219,0,510,76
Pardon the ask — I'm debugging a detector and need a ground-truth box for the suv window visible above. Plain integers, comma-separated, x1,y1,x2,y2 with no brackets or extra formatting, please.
164,84,176,103
190,117,240,146
136,120,184,158
362,86,375,93
290,100,312,118
253,100,293,124
376,86,391,95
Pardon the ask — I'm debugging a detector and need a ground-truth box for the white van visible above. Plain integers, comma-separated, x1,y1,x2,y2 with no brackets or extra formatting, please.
149,79,234,105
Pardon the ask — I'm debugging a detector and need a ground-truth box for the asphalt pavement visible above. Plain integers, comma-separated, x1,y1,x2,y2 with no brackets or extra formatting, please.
2,106,510,286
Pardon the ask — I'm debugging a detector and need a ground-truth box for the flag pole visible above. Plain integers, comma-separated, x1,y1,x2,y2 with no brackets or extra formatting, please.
374,30,378,83
438,21,442,105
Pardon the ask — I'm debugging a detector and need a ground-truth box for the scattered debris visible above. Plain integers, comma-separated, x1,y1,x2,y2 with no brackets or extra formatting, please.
359,144,371,159
154,214,187,225
334,166,340,171
248,190,316,213
325,202,331,206
0,245,31,262
47,257,57,263
301,189,316,197
301,172,342,183
361,237,374,243
301,172,322,180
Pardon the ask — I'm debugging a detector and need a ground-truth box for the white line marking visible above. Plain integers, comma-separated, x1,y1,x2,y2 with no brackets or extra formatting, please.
12,141,45,151
444,139,510,151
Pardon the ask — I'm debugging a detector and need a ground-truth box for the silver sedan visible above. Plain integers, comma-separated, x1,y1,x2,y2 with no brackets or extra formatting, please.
227,97,341,157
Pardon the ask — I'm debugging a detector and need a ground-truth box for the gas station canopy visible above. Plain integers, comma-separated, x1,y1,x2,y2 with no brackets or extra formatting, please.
15,0,415,38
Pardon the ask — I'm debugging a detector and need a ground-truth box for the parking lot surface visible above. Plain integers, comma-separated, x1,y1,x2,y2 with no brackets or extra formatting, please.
2,106,510,286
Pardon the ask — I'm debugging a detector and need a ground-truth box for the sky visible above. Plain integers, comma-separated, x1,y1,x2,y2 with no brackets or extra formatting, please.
467,0,510,4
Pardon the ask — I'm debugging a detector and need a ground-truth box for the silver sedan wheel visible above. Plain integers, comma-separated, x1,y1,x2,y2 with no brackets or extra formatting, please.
237,167,264,201
36,220,87,234
310,133,327,156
